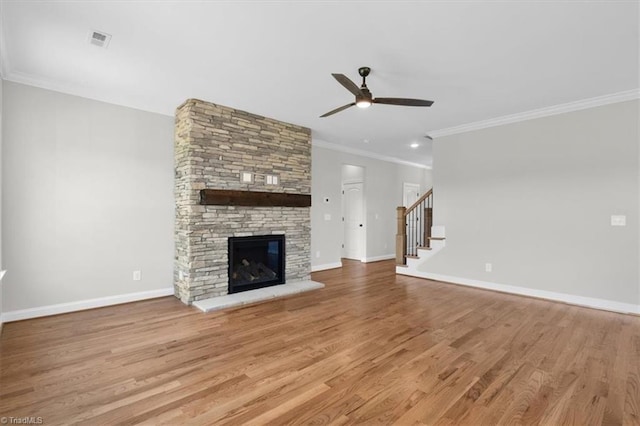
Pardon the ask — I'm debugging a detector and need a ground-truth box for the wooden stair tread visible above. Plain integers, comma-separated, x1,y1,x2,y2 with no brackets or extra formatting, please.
427,237,446,240
406,255,420,259
417,246,432,250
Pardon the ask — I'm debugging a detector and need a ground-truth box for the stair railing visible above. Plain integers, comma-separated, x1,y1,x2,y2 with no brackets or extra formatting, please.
396,188,433,265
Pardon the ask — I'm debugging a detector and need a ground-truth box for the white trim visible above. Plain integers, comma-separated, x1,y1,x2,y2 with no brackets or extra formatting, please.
396,269,640,316
0,272,4,332
429,89,640,138
0,5,9,79
312,139,431,170
4,71,173,117
362,254,395,263
311,262,343,272
1,288,175,323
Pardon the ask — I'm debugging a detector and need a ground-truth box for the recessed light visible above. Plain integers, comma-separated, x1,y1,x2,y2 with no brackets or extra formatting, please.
363,139,370,144
410,143,420,148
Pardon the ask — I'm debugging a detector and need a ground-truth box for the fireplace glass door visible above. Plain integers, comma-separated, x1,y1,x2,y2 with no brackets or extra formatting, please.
228,235,285,293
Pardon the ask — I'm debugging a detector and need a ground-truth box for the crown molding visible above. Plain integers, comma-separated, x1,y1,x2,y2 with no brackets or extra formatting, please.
0,3,9,79
4,69,174,117
429,89,640,139
312,139,431,170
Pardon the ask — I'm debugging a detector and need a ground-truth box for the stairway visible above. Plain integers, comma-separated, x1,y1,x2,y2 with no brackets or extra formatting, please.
396,228,446,275
395,188,446,276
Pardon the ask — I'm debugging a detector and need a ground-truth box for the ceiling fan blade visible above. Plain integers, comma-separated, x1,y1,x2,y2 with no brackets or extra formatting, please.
332,74,363,97
373,97,434,107
320,103,356,118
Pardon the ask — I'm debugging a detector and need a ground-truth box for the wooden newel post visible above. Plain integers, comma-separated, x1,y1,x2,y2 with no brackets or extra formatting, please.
396,206,407,265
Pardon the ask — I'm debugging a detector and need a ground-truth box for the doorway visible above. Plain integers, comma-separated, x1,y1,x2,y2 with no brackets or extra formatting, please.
403,183,421,208
402,183,421,253
342,165,365,261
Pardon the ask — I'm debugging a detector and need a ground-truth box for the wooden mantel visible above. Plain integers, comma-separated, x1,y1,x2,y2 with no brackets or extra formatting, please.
199,189,311,207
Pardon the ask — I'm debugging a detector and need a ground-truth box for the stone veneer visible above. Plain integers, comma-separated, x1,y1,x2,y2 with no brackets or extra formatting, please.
174,99,311,304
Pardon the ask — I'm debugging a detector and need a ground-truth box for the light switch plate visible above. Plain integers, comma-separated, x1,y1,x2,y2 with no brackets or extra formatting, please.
611,215,626,226
241,172,253,183
265,174,279,185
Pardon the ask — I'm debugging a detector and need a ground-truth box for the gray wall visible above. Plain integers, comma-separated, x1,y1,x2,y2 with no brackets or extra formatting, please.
0,78,4,326
420,100,639,305
2,82,175,312
312,145,431,268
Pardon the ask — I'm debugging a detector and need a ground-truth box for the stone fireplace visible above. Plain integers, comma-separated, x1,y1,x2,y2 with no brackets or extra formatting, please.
174,99,311,304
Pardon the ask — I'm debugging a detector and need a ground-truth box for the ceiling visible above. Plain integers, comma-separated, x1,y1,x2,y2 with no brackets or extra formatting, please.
1,1,638,167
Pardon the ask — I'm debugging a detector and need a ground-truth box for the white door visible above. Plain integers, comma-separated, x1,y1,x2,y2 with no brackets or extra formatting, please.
343,182,364,260
403,183,421,251
403,183,420,207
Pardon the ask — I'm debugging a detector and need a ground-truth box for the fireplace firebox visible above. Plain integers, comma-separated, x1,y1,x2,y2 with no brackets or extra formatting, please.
228,235,285,294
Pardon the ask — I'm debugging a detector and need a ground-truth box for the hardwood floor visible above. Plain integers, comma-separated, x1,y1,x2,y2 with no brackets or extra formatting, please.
1,260,639,425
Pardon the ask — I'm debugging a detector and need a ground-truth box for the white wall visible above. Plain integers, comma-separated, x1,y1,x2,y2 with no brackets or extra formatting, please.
312,144,431,270
0,77,3,267
0,78,4,328
420,100,639,307
342,164,364,183
2,82,175,315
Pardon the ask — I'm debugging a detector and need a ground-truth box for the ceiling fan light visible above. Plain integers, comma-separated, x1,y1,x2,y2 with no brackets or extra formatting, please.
356,99,372,108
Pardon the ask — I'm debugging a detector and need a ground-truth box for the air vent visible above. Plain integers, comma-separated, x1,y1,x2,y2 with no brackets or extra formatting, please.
88,30,111,48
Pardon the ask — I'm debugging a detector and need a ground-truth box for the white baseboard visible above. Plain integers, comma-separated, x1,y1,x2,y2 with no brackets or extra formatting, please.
0,271,5,333
362,254,395,263
1,288,175,323
397,269,640,316
311,262,343,272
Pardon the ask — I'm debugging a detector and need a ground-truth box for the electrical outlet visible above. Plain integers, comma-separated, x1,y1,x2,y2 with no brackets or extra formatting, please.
485,263,492,273
316,251,321,258
133,270,141,281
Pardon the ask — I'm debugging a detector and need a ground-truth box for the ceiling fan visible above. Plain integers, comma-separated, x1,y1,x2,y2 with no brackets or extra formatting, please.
320,67,434,118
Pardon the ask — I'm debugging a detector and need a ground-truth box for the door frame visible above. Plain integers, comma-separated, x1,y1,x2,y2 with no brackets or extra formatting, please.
342,181,365,261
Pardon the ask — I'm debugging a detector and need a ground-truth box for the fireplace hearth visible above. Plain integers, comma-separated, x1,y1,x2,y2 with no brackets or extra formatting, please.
228,235,285,294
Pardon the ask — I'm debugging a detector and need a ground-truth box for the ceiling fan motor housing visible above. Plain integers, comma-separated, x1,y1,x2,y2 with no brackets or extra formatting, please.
358,88,373,103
